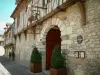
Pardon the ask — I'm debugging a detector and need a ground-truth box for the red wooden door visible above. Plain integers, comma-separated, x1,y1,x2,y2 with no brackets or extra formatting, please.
46,28,61,70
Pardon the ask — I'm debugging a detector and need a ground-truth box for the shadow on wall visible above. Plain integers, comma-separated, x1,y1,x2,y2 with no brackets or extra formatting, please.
0,46,5,56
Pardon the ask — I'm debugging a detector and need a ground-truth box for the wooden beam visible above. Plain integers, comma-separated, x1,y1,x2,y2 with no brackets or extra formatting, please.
31,5,47,9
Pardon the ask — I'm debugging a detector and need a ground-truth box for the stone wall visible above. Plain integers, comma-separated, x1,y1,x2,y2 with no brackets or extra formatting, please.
39,0,100,74
84,0,100,58
15,32,35,67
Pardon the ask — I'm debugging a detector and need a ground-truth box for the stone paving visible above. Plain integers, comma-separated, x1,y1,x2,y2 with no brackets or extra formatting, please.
0,56,47,75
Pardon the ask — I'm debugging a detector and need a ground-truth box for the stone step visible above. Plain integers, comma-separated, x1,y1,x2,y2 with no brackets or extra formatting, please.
43,70,50,75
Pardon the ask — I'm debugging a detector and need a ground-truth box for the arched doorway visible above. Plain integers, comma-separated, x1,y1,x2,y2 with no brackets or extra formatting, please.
46,26,61,70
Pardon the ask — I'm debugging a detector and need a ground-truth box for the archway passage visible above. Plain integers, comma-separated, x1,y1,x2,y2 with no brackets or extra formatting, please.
46,27,61,70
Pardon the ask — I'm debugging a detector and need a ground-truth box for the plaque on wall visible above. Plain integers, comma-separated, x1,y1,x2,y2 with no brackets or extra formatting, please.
74,51,79,58
74,51,85,58
77,35,83,44
80,51,85,58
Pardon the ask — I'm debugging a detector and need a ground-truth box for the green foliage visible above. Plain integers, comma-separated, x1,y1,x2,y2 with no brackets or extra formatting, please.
51,45,66,69
30,47,41,64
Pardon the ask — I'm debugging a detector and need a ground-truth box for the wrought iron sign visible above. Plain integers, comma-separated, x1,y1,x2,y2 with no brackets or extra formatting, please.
77,35,83,44
31,9,40,21
28,0,47,22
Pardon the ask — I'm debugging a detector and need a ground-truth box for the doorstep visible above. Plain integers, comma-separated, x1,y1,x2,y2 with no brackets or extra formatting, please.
43,70,50,75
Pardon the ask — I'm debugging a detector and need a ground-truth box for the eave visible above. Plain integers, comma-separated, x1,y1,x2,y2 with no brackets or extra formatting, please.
11,0,28,18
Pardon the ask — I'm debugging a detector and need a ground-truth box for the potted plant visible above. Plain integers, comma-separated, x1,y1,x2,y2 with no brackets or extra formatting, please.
50,45,67,75
30,47,42,73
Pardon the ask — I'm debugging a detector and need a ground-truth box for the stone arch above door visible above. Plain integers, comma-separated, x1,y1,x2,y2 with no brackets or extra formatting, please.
39,17,72,56
40,17,69,41
37,17,73,70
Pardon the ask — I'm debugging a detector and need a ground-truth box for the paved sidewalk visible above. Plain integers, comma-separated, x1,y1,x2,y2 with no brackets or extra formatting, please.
0,56,47,75
0,63,11,75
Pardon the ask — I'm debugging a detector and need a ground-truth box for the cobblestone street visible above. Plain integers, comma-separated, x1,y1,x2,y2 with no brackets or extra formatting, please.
0,56,47,75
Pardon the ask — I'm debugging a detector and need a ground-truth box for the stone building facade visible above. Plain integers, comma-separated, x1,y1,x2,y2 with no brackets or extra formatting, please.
7,0,100,74
4,23,15,57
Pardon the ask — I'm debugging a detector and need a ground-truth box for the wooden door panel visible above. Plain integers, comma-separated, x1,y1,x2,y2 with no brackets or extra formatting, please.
46,29,61,70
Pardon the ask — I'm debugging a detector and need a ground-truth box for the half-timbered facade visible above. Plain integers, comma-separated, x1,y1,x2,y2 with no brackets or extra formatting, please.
10,0,100,74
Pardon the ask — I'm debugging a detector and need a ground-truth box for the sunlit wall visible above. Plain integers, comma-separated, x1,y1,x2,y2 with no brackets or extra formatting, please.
0,46,5,56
